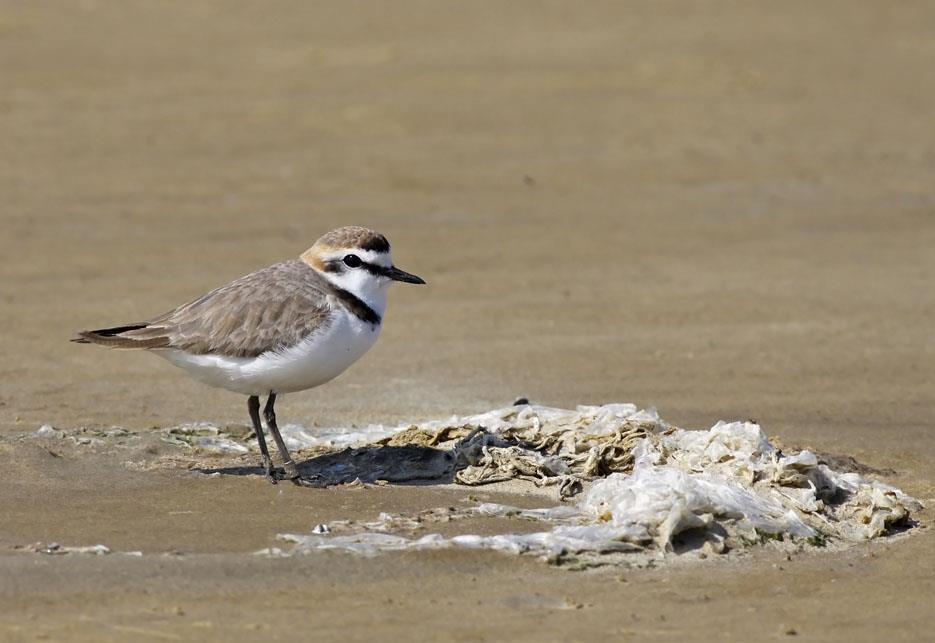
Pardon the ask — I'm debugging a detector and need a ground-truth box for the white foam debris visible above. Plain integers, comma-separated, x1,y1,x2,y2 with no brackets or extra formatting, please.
36,543,112,555
278,423,401,450
269,404,922,565
14,541,144,557
157,421,402,454
272,524,645,562
32,425,131,443
34,424,64,439
158,403,658,454
161,423,250,454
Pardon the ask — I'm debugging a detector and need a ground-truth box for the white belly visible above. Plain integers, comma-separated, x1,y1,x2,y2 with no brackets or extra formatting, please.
155,309,381,396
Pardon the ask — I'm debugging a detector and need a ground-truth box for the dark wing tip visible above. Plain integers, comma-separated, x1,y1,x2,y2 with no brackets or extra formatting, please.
70,324,168,349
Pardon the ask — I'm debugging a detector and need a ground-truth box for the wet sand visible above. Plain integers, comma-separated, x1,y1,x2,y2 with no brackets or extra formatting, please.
1,1,934,640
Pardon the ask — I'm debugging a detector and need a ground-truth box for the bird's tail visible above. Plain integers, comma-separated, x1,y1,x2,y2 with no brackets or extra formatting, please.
72,323,169,349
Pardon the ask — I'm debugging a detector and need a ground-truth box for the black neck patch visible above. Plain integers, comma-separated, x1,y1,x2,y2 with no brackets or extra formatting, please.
331,286,382,325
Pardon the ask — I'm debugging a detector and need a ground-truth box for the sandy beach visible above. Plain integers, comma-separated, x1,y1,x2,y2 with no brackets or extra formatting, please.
1,1,934,640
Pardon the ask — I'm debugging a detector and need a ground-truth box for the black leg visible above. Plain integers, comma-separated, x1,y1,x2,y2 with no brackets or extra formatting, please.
248,395,278,484
263,393,299,480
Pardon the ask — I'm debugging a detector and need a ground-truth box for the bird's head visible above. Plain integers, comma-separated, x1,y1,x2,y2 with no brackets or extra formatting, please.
301,226,425,306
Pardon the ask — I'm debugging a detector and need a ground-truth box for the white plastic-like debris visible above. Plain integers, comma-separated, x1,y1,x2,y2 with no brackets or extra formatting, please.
276,525,647,562
269,404,921,565
82,403,918,565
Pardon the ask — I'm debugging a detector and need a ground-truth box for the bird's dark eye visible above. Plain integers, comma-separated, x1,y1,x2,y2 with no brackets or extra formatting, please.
343,254,362,268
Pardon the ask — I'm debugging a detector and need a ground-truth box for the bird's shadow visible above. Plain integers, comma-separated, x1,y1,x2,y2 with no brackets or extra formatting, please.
198,444,458,486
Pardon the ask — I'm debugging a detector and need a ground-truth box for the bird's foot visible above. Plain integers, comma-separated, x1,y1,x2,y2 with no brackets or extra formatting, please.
281,460,324,487
261,455,285,485
291,474,325,488
282,460,300,480
266,469,292,485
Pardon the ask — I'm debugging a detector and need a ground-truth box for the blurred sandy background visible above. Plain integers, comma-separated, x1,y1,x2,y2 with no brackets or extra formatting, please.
1,1,933,640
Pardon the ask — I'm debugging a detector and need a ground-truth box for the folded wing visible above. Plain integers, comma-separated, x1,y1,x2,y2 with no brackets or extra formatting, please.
73,260,333,358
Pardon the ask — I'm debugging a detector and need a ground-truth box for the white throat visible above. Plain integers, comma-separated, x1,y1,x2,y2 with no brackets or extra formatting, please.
336,272,389,320
318,249,394,321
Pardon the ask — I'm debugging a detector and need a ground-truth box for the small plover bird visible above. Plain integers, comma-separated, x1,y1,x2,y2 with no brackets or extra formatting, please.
73,226,425,484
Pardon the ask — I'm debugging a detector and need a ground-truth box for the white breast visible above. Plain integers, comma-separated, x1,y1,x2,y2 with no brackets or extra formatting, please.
155,307,381,396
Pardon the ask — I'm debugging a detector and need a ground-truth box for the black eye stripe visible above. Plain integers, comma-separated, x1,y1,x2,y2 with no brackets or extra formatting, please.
360,262,385,276
323,258,387,276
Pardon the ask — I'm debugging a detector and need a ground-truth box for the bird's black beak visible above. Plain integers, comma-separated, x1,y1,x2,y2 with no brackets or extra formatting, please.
383,265,426,284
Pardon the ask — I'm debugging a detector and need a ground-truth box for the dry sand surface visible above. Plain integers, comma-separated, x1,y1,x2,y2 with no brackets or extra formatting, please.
2,1,934,640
